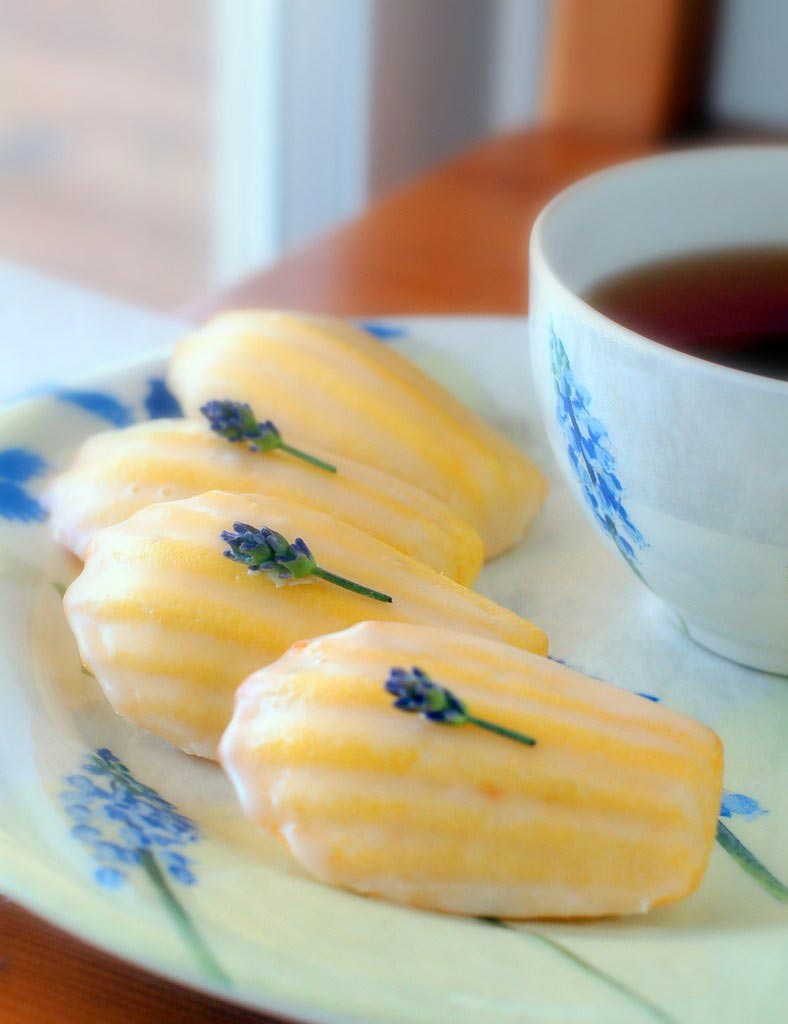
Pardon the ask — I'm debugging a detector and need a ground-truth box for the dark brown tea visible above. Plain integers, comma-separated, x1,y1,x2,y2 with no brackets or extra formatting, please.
585,246,788,380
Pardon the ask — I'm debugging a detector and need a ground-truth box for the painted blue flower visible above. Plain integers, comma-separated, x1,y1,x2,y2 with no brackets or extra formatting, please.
720,791,768,821
144,378,183,419
0,447,47,521
356,320,408,340
60,747,228,982
716,795,784,902
60,748,198,888
56,388,134,427
550,325,647,571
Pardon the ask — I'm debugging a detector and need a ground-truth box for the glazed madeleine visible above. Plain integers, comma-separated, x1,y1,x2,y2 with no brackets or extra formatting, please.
221,621,723,919
64,491,547,758
45,418,483,584
167,310,547,557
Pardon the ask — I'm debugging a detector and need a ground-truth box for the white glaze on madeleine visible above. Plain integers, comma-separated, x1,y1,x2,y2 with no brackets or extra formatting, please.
221,621,723,919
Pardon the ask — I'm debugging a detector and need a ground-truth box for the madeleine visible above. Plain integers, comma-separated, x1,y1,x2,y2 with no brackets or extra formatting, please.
65,492,547,758
221,621,723,919
46,418,483,585
167,310,547,557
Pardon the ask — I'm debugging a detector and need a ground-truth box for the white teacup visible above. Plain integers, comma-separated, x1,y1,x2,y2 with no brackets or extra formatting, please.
529,146,788,675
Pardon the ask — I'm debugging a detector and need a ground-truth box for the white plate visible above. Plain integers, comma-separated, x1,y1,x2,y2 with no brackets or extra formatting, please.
0,316,785,1024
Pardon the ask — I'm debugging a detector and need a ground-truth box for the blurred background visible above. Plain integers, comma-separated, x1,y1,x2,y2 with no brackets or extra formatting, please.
0,0,786,311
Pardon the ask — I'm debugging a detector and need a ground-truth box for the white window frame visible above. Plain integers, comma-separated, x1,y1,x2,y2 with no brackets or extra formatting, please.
212,0,372,284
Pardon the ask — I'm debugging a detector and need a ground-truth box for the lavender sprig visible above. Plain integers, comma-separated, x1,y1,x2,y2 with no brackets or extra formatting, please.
386,667,537,746
201,399,336,473
222,522,392,603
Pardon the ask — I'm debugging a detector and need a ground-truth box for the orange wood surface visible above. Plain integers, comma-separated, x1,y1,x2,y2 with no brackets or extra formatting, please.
0,899,272,1024
542,0,716,140
187,126,653,322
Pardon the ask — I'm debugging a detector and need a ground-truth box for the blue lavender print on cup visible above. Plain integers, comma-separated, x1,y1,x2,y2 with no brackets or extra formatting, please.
549,324,647,575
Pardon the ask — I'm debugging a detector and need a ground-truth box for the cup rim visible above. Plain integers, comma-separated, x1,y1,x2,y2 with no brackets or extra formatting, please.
529,144,788,396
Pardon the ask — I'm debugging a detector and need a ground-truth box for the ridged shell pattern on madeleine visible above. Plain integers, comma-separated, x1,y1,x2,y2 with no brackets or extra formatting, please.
167,310,547,558
221,621,723,919
45,419,483,584
65,491,547,758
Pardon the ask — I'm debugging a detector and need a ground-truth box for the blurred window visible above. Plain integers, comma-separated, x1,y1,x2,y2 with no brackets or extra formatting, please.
0,0,545,310
0,0,211,309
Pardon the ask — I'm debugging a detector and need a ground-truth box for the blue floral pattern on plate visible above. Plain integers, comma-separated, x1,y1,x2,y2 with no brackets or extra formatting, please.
549,325,647,572
56,388,134,427
61,747,198,888
144,378,183,419
356,320,409,340
0,447,47,521
720,791,768,821
2,379,181,523
61,748,228,983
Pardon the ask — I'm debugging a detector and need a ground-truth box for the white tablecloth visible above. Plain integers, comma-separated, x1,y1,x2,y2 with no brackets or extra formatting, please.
0,261,185,404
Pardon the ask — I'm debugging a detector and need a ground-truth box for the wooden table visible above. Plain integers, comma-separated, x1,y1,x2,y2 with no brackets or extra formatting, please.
2,124,654,1024
188,126,652,321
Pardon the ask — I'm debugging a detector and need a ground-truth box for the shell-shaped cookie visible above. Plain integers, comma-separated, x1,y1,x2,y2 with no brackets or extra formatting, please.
221,621,723,919
167,310,547,557
65,492,547,758
45,419,483,584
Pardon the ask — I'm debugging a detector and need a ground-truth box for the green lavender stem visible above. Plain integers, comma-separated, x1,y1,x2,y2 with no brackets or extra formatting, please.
716,820,788,902
139,849,229,986
313,566,392,603
278,442,337,473
201,400,336,473
89,752,151,799
466,715,537,746
484,918,676,1023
